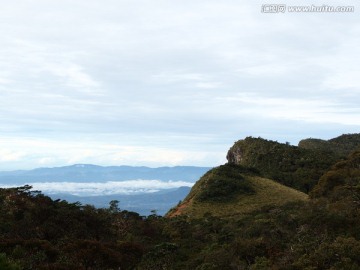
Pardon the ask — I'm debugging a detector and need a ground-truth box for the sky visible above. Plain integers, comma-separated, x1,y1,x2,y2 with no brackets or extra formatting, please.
0,0,359,170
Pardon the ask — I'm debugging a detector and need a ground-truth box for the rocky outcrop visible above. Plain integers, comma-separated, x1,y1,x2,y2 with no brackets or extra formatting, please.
226,144,243,164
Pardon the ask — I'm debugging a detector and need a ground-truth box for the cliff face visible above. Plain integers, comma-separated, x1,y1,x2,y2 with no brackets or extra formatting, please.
226,144,243,164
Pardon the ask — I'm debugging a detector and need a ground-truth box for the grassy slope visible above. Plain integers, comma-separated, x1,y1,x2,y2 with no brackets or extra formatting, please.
167,174,308,218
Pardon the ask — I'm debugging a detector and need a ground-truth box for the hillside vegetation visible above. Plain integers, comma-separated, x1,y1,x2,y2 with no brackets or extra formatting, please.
311,150,360,199
167,164,308,218
299,133,360,156
0,133,359,269
226,135,359,192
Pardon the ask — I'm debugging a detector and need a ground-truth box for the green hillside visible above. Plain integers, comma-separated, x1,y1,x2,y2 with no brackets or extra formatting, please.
0,134,359,269
226,137,341,193
167,164,308,218
299,133,360,156
311,150,360,199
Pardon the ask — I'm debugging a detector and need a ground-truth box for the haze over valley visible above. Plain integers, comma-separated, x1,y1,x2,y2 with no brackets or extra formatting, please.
0,165,210,215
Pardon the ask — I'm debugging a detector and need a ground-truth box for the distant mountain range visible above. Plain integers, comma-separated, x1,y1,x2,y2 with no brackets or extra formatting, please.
0,164,211,184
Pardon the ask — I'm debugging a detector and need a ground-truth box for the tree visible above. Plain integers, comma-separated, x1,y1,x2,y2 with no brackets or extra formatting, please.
109,200,120,213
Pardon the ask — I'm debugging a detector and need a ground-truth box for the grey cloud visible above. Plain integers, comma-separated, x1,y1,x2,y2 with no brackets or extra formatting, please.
0,0,359,169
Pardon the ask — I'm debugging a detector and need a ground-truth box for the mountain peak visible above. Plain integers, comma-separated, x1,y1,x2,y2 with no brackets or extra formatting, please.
72,164,97,168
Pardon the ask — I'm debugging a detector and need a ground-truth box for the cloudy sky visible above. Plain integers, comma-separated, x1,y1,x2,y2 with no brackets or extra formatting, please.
0,0,359,170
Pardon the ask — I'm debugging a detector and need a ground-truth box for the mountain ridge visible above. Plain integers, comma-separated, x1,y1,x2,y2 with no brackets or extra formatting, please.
226,134,360,193
299,133,360,156
0,164,212,184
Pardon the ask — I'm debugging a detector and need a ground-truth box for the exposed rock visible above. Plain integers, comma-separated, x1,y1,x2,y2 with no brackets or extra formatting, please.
226,144,243,164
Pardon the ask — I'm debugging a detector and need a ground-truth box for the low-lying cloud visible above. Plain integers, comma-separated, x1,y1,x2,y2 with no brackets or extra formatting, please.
0,180,194,196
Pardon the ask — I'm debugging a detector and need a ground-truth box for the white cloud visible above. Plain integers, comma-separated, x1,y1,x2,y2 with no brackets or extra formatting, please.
0,77,12,85
195,82,222,89
237,63,294,77
0,150,26,162
46,63,101,91
216,93,360,125
151,72,207,83
0,180,194,196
